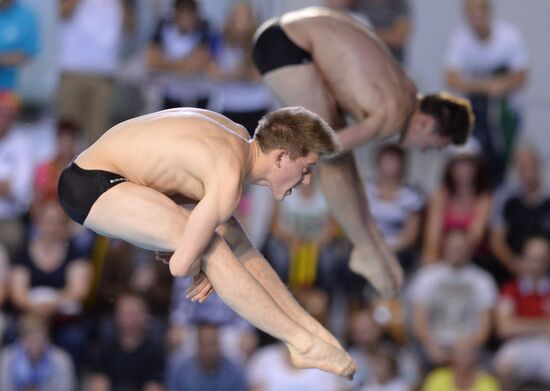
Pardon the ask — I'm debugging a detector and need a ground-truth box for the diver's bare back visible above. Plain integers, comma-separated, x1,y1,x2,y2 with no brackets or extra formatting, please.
283,8,417,137
75,108,250,200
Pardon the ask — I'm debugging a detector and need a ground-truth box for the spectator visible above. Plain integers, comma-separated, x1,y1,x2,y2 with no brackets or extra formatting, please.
147,0,213,110
411,229,497,367
86,290,165,391
167,276,256,363
264,177,339,289
0,312,76,391
421,340,500,391
207,2,273,137
0,0,39,92
359,0,411,63
0,91,33,260
494,237,550,388
33,119,79,206
325,0,371,26
365,144,424,272
57,0,125,144
490,147,550,276
445,0,529,187
9,200,91,368
423,154,492,264
347,307,420,390
362,347,411,391
166,322,247,391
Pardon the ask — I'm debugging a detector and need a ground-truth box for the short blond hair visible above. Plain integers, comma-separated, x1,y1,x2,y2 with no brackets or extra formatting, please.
254,107,340,159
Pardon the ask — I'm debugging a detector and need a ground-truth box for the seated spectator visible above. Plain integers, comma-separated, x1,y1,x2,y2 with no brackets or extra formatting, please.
147,0,213,109
57,0,125,144
0,312,75,391
207,2,273,137
490,147,550,276
365,144,424,272
9,200,91,367
33,119,79,205
166,321,247,391
247,288,344,391
359,0,411,63
423,154,492,264
0,91,33,259
421,340,500,391
264,177,340,289
363,347,411,391
0,0,40,92
86,290,165,391
494,237,550,387
411,229,497,367
167,276,256,363
347,307,420,390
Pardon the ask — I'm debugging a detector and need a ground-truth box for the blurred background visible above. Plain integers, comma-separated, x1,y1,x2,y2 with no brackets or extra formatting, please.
1,0,549,390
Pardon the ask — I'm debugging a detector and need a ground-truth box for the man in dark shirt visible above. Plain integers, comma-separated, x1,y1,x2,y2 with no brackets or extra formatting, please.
86,291,164,391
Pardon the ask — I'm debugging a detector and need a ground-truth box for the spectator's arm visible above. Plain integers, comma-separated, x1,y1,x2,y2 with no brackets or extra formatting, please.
9,266,33,311
6,137,34,212
148,44,210,74
496,297,550,339
392,211,421,253
489,227,516,273
471,308,492,347
0,246,9,306
488,70,528,97
375,16,411,49
446,70,491,95
0,53,30,67
422,190,444,264
86,374,110,391
467,193,492,251
60,259,91,302
60,0,79,19
413,302,449,365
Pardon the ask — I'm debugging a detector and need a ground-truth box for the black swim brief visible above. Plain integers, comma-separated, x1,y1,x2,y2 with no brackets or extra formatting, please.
252,19,313,75
58,162,128,225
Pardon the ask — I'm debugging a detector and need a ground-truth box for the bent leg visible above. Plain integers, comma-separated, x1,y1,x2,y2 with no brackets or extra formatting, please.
221,217,341,348
83,183,355,377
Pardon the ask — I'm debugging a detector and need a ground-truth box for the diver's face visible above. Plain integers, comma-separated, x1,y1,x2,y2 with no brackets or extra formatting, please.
270,151,319,201
402,112,450,151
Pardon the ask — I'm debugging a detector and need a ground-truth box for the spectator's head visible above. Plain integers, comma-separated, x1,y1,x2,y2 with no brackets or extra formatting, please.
294,287,330,326
372,347,399,384
174,0,200,33
18,312,51,362
32,200,70,241
114,290,150,337
443,154,488,195
0,0,14,9
56,119,79,161
443,229,472,267
514,147,542,194
464,0,492,39
0,91,20,138
349,307,383,349
518,237,550,280
451,339,480,374
196,322,222,370
224,2,257,47
376,144,406,182
253,107,339,200
404,93,474,149
325,0,358,11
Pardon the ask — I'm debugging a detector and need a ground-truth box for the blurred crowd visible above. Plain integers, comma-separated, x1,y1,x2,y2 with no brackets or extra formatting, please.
0,0,548,390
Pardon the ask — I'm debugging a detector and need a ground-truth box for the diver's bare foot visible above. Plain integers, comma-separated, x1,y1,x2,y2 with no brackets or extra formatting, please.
349,246,399,298
287,338,357,379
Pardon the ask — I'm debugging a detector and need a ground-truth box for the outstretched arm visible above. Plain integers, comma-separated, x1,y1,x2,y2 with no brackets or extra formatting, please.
169,175,240,277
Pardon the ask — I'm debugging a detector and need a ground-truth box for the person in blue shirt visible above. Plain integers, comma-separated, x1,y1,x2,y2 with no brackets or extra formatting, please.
166,322,248,391
0,0,39,91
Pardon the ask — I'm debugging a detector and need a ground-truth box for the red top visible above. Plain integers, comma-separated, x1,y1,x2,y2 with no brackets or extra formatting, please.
500,278,550,318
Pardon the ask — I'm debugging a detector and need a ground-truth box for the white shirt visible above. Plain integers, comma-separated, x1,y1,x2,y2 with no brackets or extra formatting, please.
247,344,343,391
59,0,122,75
409,263,497,347
0,129,33,218
445,20,529,111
